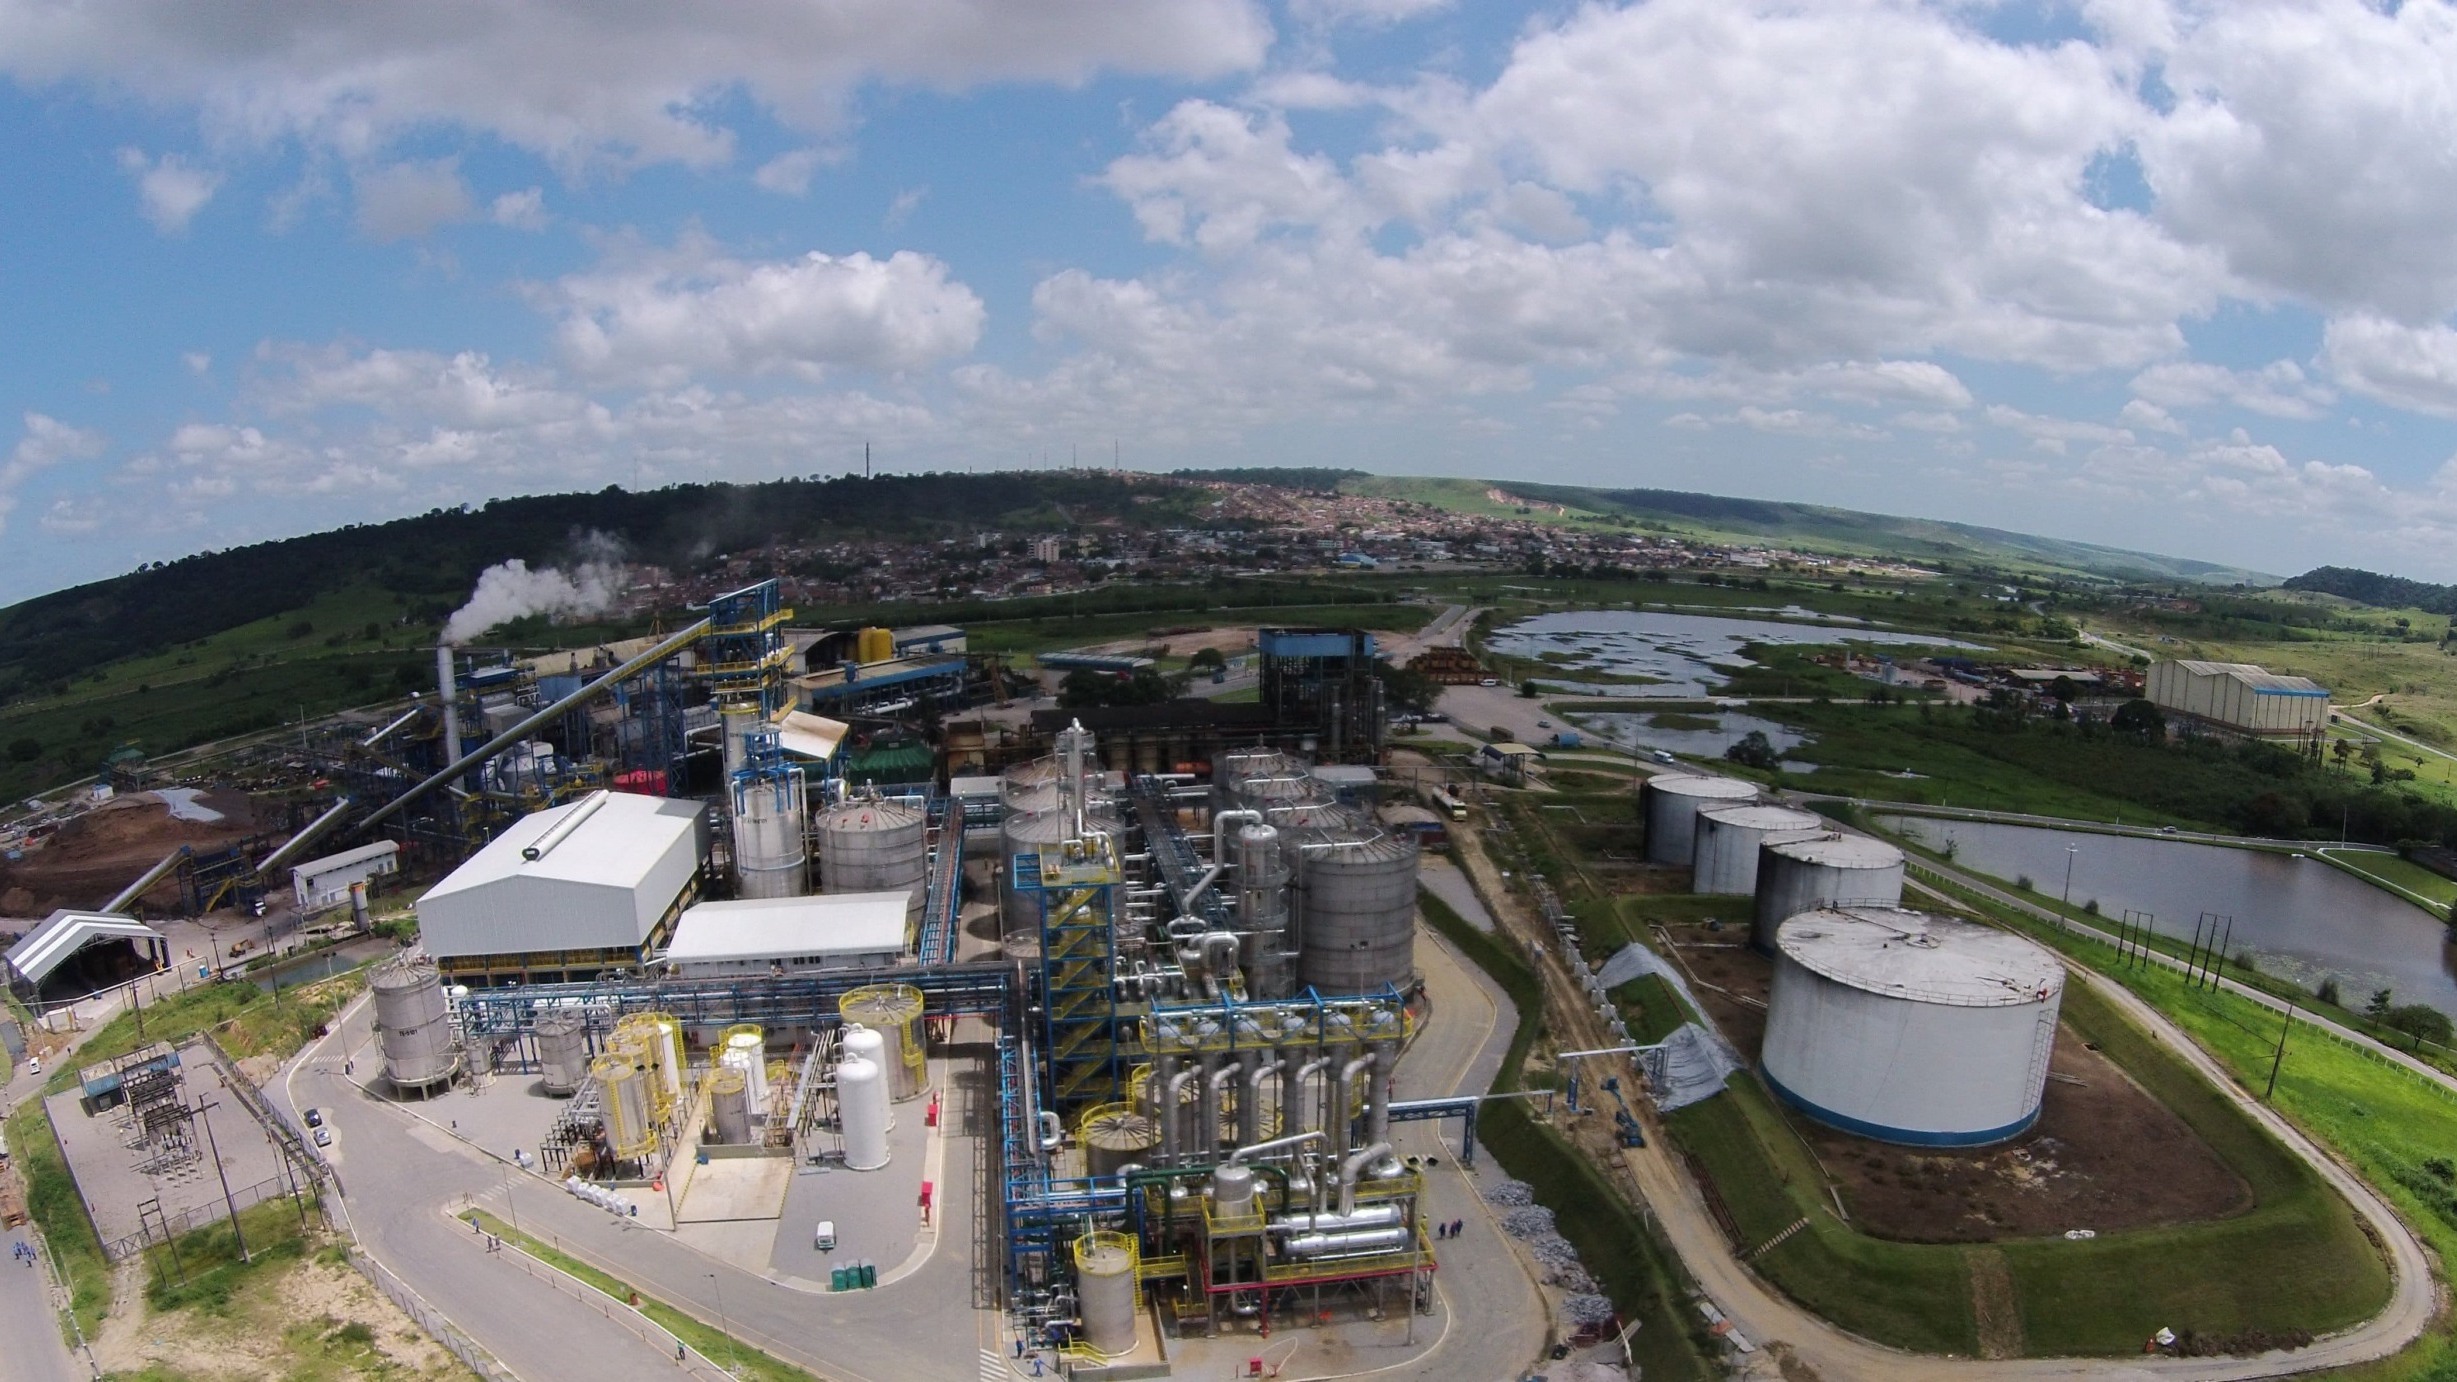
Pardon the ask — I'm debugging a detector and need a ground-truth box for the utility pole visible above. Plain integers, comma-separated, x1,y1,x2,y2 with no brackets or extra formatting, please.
194,1097,250,1263
2265,1002,2297,1100
2059,844,2078,928
707,1272,739,1375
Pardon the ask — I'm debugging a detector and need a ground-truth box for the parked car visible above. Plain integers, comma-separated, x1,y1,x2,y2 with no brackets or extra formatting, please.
313,1127,333,1148
304,1108,324,1129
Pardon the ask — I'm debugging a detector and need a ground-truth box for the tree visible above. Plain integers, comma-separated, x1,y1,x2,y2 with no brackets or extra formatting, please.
2048,675,2081,704
1058,666,1173,710
2386,1003,2453,1051
1725,730,1782,770
2111,697,2166,740
1188,647,1225,673
1372,658,1440,717
2366,988,2395,1024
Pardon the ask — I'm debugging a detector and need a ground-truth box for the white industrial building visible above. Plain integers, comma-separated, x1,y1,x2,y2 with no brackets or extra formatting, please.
660,892,911,978
2146,659,2330,739
4,910,168,998
417,790,709,984
1760,907,2063,1146
291,840,401,913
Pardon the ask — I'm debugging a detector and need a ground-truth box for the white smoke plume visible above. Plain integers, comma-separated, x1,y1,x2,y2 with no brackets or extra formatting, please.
444,532,626,642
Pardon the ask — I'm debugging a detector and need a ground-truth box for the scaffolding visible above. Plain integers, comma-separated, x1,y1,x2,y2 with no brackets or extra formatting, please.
1019,841,1129,1109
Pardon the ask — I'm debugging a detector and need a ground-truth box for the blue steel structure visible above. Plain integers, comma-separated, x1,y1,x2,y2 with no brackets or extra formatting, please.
1016,844,1128,1108
701,580,794,720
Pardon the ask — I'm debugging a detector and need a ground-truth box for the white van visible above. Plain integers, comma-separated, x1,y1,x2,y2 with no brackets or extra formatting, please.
814,1221,837,1252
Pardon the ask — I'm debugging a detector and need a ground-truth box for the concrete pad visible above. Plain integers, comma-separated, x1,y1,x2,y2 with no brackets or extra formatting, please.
675,1154,792,1223
42,1039,294,1251
768,1055,952,1288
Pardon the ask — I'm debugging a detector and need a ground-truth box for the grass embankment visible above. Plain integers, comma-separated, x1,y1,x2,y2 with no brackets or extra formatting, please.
47,966,369,1096
2318,848,2457,911
460,1209,816,1382
5,1101,111,1336
1418,889,1711,1380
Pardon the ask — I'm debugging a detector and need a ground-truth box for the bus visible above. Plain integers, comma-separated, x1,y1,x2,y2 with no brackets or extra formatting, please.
1429,787,1468,822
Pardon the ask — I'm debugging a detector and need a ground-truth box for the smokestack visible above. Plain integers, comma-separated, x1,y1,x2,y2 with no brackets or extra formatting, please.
436,644,462,769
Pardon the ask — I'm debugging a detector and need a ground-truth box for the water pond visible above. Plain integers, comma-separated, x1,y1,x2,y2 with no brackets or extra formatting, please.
1489,608,1973,699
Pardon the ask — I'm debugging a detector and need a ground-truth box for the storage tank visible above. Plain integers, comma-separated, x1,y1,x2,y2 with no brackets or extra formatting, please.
1002,754,1104,814
840,985,929,1101
1078,1102,1162,1177
1751,835,1907,952
1640,774,1759,865
999,804,1120,935
1216,749,1329,814
1293,826,1419,994
370,955,461,1093
720,1024,767,1112
731,770,809,899
1073,1231,1140,1357
837,1057,891,1170
1691,805,1825,896
644,1013,685,1109
595,1052,657,1159
1762,907,2064,1146
815,796,928,925
707,1067,752,1145
535,1009,588,1096
840,1025,891,1130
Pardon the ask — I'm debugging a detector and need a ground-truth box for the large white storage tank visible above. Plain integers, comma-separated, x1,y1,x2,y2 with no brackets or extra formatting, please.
1751,835,1906,953
370,955,461,1093
534,1008,589,1096
731,771,809,899
999,802,1121,935
837,1056,891,1170
1761,907,2063,1146
1641,775,1758,865
1691,805,1824,896
814,797,927,925
1291,824,1417,994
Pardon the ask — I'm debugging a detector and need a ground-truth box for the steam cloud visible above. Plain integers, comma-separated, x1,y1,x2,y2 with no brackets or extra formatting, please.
444,533,626,642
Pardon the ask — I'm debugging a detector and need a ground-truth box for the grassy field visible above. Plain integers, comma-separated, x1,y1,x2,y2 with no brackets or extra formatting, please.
462,1209,816,1382
45,964,371,1096
5,1100,112,1335
2318,849,2457,911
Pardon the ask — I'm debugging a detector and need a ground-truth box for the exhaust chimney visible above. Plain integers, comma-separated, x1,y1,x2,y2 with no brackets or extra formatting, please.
436,644,462,770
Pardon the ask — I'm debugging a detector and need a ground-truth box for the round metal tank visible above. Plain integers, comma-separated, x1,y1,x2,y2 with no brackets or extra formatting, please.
840,985,929,1101
1078,1103,1161,1178
999,804,1120,935
1215,749,1329,814
1691,805,1825,896
720,1024,767,1111
595,1052,657,1159
708,1067,751,1145
837,1056,891,1170
371,955,460,1093
1211,1163,1255,1213
1762,907,2064,1146
731,772,809,899
645,1013,685,1108
1293,827,1418,994
1073,1232,1140,1357
1641,774,1759,865
535,1009,588,1096
1002,756,1101,814
840,1025,890,1128
1751,835,1907,952
815,797,927,925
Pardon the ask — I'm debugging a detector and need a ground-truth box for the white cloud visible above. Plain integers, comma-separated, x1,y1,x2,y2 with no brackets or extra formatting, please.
3,412,106,532
550,238,986,385
884,186,928,228
754,148,834,195
353,159,473,241
181,351,212,374
2130,359,2334,420
1288,0,1448,27
115,148,221,233
489,187,548,231
1982,404,2135,454
2118,398,2186,435
0,0,1273,173
2319,315,2457,419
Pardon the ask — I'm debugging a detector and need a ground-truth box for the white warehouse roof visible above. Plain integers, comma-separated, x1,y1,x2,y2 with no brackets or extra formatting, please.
662,892,910,967
2165,660,2328,696
418,791,706,961
1777,907,2062,1007
293,840,399,880
5,910,166,989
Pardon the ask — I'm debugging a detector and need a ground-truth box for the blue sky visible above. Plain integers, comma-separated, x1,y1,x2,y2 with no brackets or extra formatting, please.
8,0,2457,600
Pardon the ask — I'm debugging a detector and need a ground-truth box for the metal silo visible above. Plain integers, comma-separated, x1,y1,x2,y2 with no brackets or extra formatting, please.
720,1024,767,1111
841,984,930,1101
370,955,461,1094
815,797,928,925
999,803,1119,935
1074,1231,1140,1357
1216,749,1329,815
837,1056,891,1170
1640,774,1759,865
1293,824,1419,994
1750,835,1906,952
731,769,809,899
1761,907,2064,1145
535,1008,589,1096
1077,1102,1162,1177
706,1067,752,1145
595,1052,658,1161
1691,805,1824,896
1003,754,1101,814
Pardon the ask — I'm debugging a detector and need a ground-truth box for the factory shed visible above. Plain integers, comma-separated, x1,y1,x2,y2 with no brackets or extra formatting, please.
291,840,400,912
2146,659,2330,738
5,909,168,997
662,892,910,977
417,790,708,982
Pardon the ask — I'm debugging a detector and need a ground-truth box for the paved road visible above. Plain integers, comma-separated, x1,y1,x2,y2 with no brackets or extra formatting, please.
0,1225,84,1382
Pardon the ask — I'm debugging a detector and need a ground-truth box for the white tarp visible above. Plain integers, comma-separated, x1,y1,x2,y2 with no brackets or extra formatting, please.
1595,943,1747,1111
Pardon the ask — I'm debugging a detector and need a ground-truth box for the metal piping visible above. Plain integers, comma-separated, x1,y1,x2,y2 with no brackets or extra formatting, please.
1292,1056,1334,1135
436,644,462,770
1036,1110,1064,1154
1364,1042,1394,1155
1338,1141,1392,1218
251,796,357,876
103,845,191,914
522,790,610,861
1241,1056,1274,1146
360,706,422,749
1331,1053,1374,1162
1225,1129,1323,1167
357,618,710,835
1164,1067,1200,1165
1180,808,1261,910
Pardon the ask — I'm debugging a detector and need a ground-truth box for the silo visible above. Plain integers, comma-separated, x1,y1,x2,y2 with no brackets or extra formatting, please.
731,770,809,899
595,1053,657,1160
1691,805,1825,896
1003,755,1102,814
1751,835,1906,953
535,1009,589,1096
1293,826,1419,994
708,1067,752,1145
370,956,461,1093
815,797,928,925
1077,1102,1162,1177
644,1013,685,1109
1640,775,1759,865
1000,804,1119,935
1217,749,1329,815
720,1024,767,1111
1073,1232,1140,1357
837,1057,891,1170
840,1025,891,1129
840,985,929,1101
1762,907,2064,1146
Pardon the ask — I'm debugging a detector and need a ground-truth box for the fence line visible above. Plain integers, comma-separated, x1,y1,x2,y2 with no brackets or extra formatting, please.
101,1172,301,1261
459,1213,731,1380
349,1244,524,1382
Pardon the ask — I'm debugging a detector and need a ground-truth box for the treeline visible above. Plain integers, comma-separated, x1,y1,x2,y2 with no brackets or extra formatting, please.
0,471,1218,699
2283,565,2457,615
